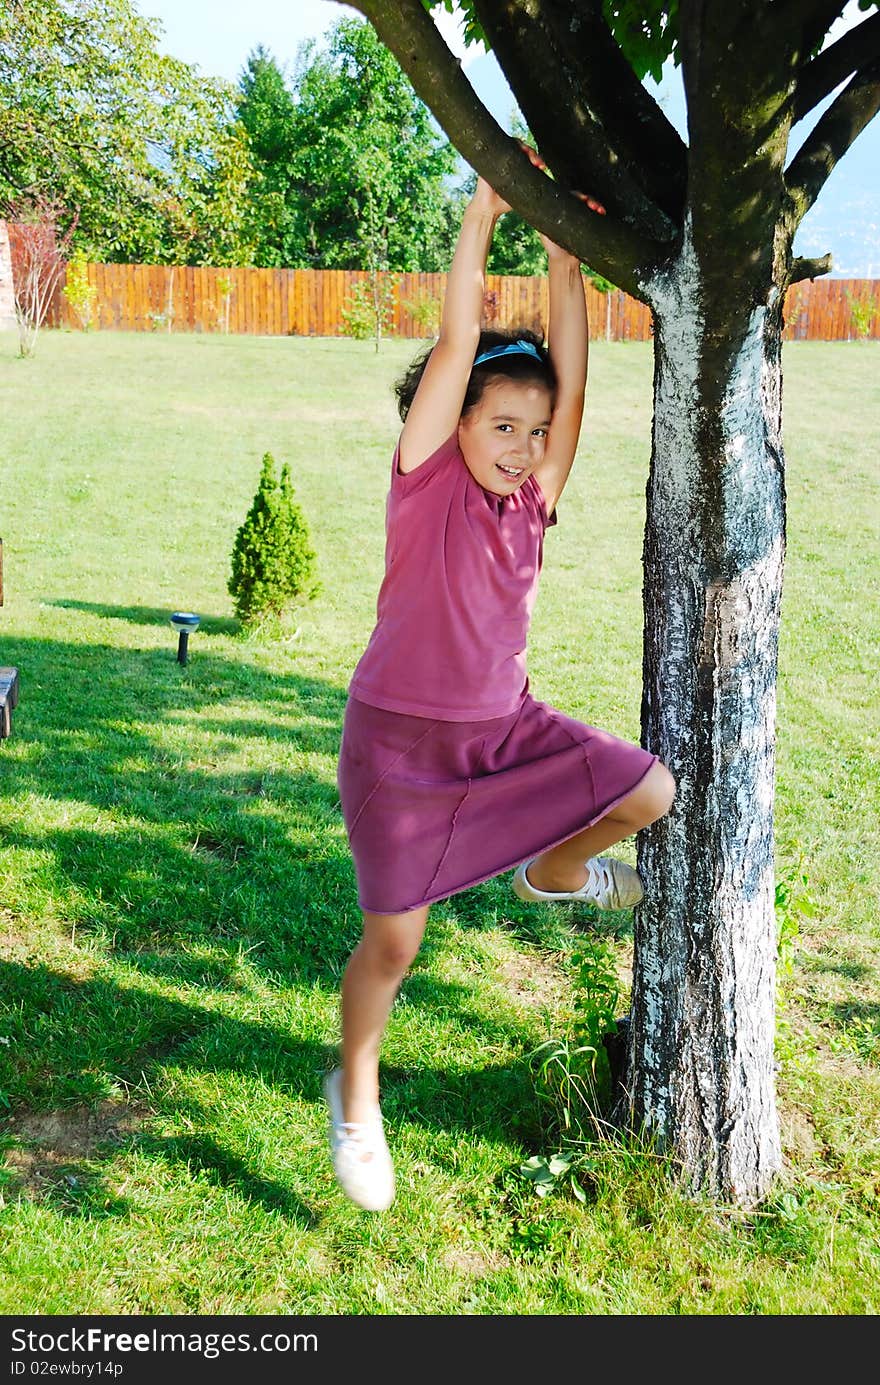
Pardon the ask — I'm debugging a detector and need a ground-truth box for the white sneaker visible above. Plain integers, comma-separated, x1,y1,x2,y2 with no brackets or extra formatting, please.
512,854,644,909
323,1069,395,1212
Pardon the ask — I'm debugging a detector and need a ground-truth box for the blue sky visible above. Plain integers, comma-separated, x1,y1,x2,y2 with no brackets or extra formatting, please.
139,0,880,275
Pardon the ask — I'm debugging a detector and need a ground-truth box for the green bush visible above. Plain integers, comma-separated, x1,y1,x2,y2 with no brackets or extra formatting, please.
227,452,320,626
340,277,397,346
401,292,441,338
844,288,879,340
61,250,98,331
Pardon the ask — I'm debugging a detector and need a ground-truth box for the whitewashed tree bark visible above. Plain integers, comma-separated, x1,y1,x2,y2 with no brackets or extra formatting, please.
628,218,786,1201
345,0,880,1206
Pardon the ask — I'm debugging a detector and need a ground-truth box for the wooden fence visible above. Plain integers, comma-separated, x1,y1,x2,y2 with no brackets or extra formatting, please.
44,263,880,341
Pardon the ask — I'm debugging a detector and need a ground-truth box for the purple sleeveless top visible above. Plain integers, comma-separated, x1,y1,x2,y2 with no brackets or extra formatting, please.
348,431,558,721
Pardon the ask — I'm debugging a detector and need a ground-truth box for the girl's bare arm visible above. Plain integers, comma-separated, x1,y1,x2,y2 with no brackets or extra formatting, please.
535,245,590,516
547,250,589,406
397,183,503,475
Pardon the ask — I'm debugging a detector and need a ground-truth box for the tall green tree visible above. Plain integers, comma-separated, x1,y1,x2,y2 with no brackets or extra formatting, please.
0,0,254,264
234,45,301,267
285,18,461,270
348,0,880,1206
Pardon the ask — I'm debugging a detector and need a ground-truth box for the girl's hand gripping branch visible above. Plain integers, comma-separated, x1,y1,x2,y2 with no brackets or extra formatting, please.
521,143,609,257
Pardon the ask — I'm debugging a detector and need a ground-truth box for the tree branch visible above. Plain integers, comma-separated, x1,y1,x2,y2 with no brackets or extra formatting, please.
789,252,833,283
785,57,880,224
474,0,685,233
799,0,851,51
344,0,663,296
793,11,880,119
771,0,849,59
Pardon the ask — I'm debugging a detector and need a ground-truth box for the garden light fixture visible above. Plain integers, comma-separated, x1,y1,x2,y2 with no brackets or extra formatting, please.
170,611,200,665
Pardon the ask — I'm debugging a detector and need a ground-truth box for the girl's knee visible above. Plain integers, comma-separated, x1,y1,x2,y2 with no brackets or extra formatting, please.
366,938,420,978
657,759,676,801
615,760,676,826
644,761,676,820
360,906,429,977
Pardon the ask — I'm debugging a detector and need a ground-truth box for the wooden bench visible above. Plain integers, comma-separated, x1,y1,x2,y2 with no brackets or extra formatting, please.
0,666,18,739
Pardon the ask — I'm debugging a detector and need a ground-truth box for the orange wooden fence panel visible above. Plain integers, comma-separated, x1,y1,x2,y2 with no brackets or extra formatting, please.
44,265,880,341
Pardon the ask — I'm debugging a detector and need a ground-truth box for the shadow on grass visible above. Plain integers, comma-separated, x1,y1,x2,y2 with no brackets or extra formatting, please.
0,629,585,1213
0,957,331,1222
0,631,584,969
0,632,354,965
0,960,546,1220
810,955,873,983
47,599,240,637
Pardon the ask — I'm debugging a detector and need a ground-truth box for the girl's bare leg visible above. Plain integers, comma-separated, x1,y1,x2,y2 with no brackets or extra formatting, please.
340,904,430,1124
527,760,676,893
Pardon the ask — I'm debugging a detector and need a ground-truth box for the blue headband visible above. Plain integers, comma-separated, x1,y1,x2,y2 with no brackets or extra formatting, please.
473,339,544,367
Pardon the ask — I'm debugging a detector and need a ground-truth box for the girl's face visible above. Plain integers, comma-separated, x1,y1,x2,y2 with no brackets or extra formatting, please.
458,377,554,496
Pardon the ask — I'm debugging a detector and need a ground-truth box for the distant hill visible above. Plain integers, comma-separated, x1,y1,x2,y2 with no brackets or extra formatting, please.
461,53,880,278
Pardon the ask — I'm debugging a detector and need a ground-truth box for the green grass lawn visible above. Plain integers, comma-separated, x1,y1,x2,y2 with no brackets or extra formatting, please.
0,328,877,1314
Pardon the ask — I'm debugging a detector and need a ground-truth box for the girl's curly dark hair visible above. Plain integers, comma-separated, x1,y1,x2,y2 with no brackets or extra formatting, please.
394,327,557,423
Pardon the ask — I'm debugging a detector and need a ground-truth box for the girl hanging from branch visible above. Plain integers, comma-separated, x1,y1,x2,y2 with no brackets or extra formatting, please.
328,142,677,1211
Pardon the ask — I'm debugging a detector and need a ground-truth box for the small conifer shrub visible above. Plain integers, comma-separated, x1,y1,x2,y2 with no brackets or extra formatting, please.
228,453,320,626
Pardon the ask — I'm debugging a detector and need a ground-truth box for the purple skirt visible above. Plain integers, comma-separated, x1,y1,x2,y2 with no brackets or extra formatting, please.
337,683,659,915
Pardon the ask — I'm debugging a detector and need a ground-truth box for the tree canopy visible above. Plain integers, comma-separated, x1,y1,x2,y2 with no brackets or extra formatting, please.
236,21,566,274
2,2,589,273
0,0,254,264
381,0,880,298
233,46,302,268
235,20,462,271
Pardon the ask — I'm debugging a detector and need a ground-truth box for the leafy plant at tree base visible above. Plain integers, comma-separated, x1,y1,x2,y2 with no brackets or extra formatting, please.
530,934,623,1143
519,1148,588,1204
228,453,320,627
61,248,98,330
524,865,824,1199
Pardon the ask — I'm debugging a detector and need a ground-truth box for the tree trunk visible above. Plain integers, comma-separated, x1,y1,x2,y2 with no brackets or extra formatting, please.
629,217,786,1205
